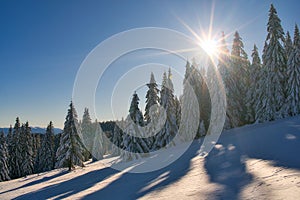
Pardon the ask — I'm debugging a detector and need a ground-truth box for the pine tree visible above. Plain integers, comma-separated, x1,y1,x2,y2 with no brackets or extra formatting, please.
9,118,22,179
38,121,55,172
285,24,300,116
246,44,262,123
55,102,85,171
285,31,293,60
81,108,94,160
144,72,160,123
144,73,161,148
0,131,10,181
121,93,149,161
256,4,286,122
179,67,200,141
111,119,125,156
153,69,178,149
33,133,41,173
229,31,250,126
91,121,105,161
19,122,34,177
217,32,233,129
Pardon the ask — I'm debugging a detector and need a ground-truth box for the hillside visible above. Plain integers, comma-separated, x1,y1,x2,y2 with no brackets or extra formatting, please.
0,116,300,199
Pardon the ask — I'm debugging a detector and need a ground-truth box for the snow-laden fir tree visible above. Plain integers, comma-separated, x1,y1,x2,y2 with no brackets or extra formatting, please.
111,119,125,156
32,133,41,173
285,24,300,116
245,44,262,123
20,122,34,177
144,72,160,123
174,96,181,128
179,67,200,142
80,108,94,160
229,31,250,126
285,31,293,60
144,73,161,148
38,121,55,172
217,32,233,129
0,131,10,181
91,121,105,161
9,118,22,179
6,125,13,173
55,102,85,171
121,92,149,161
153,69,178,149
256,4,286,122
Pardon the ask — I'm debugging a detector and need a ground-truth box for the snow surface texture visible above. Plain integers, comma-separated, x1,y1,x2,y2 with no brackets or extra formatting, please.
0,116,300,199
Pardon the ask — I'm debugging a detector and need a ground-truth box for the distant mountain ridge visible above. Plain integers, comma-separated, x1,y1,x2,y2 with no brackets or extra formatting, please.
1,127,62,135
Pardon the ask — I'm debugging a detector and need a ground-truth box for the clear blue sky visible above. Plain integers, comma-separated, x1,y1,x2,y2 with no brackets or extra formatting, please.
0,0,299,128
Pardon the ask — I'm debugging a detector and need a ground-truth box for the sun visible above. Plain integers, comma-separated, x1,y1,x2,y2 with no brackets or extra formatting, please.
200,39,218,57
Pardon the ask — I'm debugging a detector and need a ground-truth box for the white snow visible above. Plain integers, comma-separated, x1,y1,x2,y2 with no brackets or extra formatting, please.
1,116,300,199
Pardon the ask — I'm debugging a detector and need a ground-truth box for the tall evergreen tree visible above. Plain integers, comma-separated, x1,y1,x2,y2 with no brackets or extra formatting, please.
256,4,286,122
179,66,200,141
20,122,34,177
285,31,293,60
153,69,178,149
81,108,94,160
121,93,149,161
111,119,125,156
55,102,85,171
38,121,55,172
217,32,234,129
0,131,10,181
91,121,105,161
246,44,262,123
144,73,161,148
285,24,300,116
32,133,41,173
9,117,22,179
144,72,160,123
229,31,250,126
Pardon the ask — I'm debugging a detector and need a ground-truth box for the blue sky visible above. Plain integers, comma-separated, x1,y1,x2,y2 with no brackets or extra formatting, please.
0,0,299,128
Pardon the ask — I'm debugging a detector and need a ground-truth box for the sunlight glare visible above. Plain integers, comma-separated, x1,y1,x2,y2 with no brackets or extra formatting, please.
200,39,218,57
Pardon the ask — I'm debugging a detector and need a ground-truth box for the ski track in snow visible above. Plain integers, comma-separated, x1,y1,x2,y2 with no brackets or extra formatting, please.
1,116,300,199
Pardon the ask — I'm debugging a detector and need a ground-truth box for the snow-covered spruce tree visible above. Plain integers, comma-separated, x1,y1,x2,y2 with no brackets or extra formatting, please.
0,131,10,181
179,68,200,142
217,32,233,129
245,44,262,123
144,72,161,149
38,121,55,172
32,133,41,173
121,92,149,161
80,108,94,161
153,69,178,149
19,122,34,177
285,31,293,60
174,96,181,128
285,24,300,116
256,4,286,122
111,119,124,156
229,31,250,126
144,72,160,123
9,118,22,179
55,102,85,171
91,121,105,161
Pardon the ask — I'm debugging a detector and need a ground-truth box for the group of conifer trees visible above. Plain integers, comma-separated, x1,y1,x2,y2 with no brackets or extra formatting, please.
0,4,299,181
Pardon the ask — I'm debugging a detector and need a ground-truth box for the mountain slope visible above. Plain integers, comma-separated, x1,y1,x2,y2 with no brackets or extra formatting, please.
0,116,300,199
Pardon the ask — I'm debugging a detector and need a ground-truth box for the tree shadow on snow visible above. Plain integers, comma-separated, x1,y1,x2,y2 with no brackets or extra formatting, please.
82,142,201,200
204,136,253,200
13,167,119,200
0,170,68,195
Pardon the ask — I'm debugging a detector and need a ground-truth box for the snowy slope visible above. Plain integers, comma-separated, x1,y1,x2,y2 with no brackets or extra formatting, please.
0,116,300,199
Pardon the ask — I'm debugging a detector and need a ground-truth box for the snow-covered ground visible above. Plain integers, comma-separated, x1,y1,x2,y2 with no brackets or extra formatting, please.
1,116,300,199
